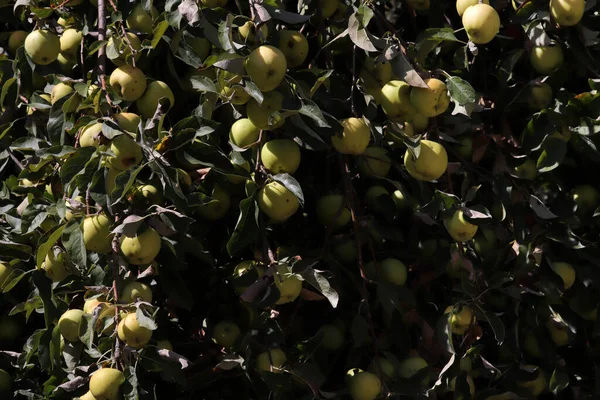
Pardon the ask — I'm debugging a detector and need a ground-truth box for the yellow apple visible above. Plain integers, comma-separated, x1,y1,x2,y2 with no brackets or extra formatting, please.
238,21,268,44
462,4,500,44
220,85,251,105
82,214,114,253
368,357,395,381
136,80,175,118
257,181,300,222
530,44,564,75
319,324,345,350
409,78,449,117
195,184,231,220
120,281,152,303
398,356,429,382
256,348,287,373
187,36,211,60
518,366,546,396
42,248,71,282
403,140,448,181
119,227,161,265
379,257,407,285
109,64,147,101
571,184,600,215
246,91,285,130
126,4,159,34
547,316,569,346
278,30,309,68
51,83,79,113
261,139,301,174
79,123,102,148
316,194,351,228
445,210,478,242
230,118,260,148
8,30,27,54
118,312,152,348
128,184,163,207
58,309,85,342
381,80,418,118
90,368,125,400
107,32,142,66
363,57,393,86
550,261,575,290
274,264,302,304
245,45,287,92
83,297,104,314
114,112,141,133
212,321,241,347
109,134,143,170
550,0,585,26
25,30,60,65
528,82,553,110
79,390,96,400
346,368,381,400
513,158,537,179
445,305,475,334
60,28,83,62
332,117,371,155
357,146,392,178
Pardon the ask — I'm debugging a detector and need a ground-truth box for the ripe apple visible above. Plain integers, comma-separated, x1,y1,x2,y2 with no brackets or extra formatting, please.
83,297,105,314
187,36,211,60
398,356,429,383
220,85,251,105
547,316,569,346
368,357,395,381
363,57,393,87
316,194,351,228
136,80,175,118
232,260,265,294
114,112,141,133
238,21,269,44
517,366,546,396
365,185,389,214
42,248,71,282
550,0,585,26
51,83,79,113
256,348,287,373
24,30,60,65
529,44,564,75
65,196,85,221
257,181,300,222
105,163,120,195
513,158,537,180
58,309,85,342
79,390,96,400
0,369,11,394
59,28,83,62
380,80,418,118
200,0,228,8
400,112,429,133
89,368,126,400
120,281,153,303
230,118,260,148
8,30,27,54
406,0,430,10
261,139,301,174
550,261,575,290
445,210,478,242
278,30,309,68
456,0,489,15
212,321,241,348
109,134,143,170
409,78,449,117
274,264,302,304
332,117,371,155
79,123,102,148
319,323,345,351
244,45,288,92
357,147,392,178
462,4,500,44
571,184,600,215
118,313,152,348
107,32,142,66
109,64,147,101
346,368,381,400
444,305,475,334
359,70,384,104
379,257,407,285
128,184,163,207
246,91,285,130
126,4,159,34
120,227,161,265
404,140,448,181
528,82,553,110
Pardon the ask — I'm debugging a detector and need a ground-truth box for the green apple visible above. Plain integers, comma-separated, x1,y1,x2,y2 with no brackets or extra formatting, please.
278,30,309,68
380,80,418,118
445,210,478,242
232,260,265,294
120,227,161,265
550,261,575,290
136,80,175,118
51,83,79,113
58,309,85,342
8,30,27,54
128,184,163,207
346,368,381,400
392,188,411,211
80,123,102,148
118,313,152,348
120,281,153,303
379,257,407,285
187,36,211,60
195,184,231,220
108,32,142,66
109,64,147,101
550,0,585,26
318,0,341,19
230,118,260,148
256,348,287,373
257,181,299,222
42,248,71,282
220,85,251,105
357,146,391,178
333,239,358,264
530,44,564,75
332,117,371,155
472,228,496,256
528,82,553,110
83,297,104,314
398,356,429,382
445,305,474,334
400,112,429,133
126,4,159,34
404,140,448,181
114,112,141,133
261,139,301,174
82,214,114,253
25,30,60,65
245,45,287,92
0,369,12,394
105,163,120,195
365,185,389,214
409,78,449,117
79,390,96,400
90,368,126,400
363,57,393,87
523,331,541,358
109,134,143,170
57,52,76,76
274,264,302,304
238,21,269,44
368,357,395,381
316,194,351,228
513,158,537,180
246,91,285,130
571,184,600,215
462,4,500,44
517,366,546,396
212,321,241,347
319,323,345,351
60,28,83,62
177,168,193,189
456,136,473,159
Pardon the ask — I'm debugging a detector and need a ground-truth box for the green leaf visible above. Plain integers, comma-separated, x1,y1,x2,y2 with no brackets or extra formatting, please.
36,225,66,270
226,196,259,256
272,173,304,207
61,219,87,269
297,262,339,308
31,270,58,330
446,76,476,105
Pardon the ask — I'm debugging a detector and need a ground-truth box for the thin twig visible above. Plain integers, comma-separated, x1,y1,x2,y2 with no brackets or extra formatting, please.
7,149,24,171
97,0,112,105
